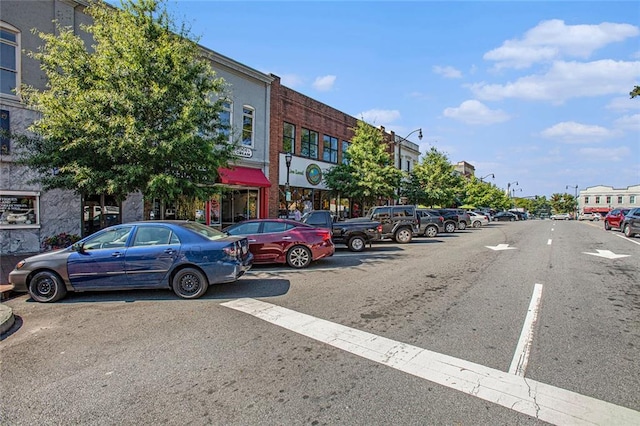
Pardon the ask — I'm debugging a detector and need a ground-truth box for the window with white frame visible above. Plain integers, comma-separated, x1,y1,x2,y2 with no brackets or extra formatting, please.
584,196,589,204
218,100,232,142
0,191,39,227
617,196,623,204
242,106,254,147
631,196,636,204
1,23,20,97
596,196,600,204
606,196,611,204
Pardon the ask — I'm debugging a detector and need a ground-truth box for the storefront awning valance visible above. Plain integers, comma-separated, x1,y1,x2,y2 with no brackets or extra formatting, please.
218,166,271,188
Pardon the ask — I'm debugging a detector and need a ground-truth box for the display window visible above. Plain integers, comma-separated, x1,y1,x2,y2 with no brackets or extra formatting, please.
0,191,39,228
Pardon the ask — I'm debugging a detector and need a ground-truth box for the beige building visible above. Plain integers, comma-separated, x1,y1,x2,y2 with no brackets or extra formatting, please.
579,184,640,214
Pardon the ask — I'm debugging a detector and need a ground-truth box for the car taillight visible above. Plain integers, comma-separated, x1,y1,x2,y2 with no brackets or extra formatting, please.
316,230,332,241
224,243,238,257
439,216,444,223
376,224,382,233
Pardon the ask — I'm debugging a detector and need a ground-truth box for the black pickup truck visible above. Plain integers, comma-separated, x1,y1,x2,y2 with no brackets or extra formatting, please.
301,210,382,252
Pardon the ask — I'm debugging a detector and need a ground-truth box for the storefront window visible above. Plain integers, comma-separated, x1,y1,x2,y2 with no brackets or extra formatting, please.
0,192,39,227
220,189,259,227
83,194,121,236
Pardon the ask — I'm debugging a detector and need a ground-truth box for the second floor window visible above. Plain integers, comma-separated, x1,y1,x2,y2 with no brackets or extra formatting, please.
218,101,232,142
631,196,636,204
301,128,318,159
596,196,600,204
606,196,611,204
1,24,20,97
242,106,254,146
323,135,338,163
283,122,295,154
584,196,589,204
341,141,350,164
618,196,623,204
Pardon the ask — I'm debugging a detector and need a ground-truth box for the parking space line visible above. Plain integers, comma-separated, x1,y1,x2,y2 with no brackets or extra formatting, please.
222,298,640,425
547,239,552,245
509,283,543,376
615,233,640,246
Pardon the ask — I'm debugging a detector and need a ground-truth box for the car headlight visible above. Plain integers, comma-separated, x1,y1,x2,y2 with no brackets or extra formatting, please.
15,260,26,270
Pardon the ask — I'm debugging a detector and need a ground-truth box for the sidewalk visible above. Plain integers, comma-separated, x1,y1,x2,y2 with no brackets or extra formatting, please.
1,254,26,335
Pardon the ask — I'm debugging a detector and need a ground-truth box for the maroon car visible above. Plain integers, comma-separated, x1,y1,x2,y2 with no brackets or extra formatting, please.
224,219,334,268
604,208,630,231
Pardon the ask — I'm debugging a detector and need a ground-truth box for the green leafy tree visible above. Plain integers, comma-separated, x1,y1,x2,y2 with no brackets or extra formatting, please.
324,120,401,208
16,0,233,204
404,147,463,207
550,193,576,213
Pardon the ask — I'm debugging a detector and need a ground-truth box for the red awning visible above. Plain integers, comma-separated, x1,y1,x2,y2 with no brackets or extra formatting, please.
218,166,271,188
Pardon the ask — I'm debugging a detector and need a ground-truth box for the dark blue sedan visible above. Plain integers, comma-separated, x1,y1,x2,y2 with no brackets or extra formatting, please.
9,221,253,302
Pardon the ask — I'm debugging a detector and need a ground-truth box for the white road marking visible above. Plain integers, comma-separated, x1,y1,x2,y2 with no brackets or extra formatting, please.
583,249,631,259
547,239,552,245
485,244,517,251
615,233,640,246
222,298,640,425
509,284,543,376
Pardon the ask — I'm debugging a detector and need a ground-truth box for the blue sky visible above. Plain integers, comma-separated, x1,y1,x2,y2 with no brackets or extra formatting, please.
160,1,638,197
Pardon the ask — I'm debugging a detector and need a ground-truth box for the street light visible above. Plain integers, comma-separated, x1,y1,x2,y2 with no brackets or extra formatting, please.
285,152,292,203
566,184,578,219
507,181,518,197
395,128,422,204
480,173,494,182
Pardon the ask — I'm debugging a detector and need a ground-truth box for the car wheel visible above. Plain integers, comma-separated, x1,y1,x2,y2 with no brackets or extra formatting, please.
624,224,634,237
472,220,481,228
510,217,515,222
28,271,67,303
394,228,412,244
172,267,208,299
604,221,611,230
458,221,467,230
424,225,438,238
287,245,312,268
444,222,456,233
347,236,366,252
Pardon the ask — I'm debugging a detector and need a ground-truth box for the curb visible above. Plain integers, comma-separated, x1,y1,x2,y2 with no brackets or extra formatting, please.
0,302,15,335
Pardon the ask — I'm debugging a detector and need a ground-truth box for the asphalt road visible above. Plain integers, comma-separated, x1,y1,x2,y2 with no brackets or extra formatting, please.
1,219,638,425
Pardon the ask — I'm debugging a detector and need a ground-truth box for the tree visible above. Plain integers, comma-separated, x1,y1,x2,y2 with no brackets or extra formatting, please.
461,176,510,210
631,86,640,98
17,0,233,204
324,120,401,208
549,193,575,213
404,147,463,207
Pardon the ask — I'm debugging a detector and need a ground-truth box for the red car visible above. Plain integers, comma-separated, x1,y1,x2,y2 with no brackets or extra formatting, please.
224,219,334,268
604,208,630,231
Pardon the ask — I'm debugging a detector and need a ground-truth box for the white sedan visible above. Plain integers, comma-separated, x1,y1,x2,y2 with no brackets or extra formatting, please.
468,211,489,227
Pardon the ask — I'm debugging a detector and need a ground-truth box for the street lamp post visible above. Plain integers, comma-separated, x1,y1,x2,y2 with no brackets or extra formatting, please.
507,181,518,197
480,173,494,182
395,128,422,204
285,152,292,206
566,184,578,219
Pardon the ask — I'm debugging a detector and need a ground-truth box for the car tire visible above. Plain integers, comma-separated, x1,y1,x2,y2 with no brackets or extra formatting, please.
444,222,456,233
172,267,209,299
624,224,634,237
510,217,515,222
472,220,481,228
394,228,412,244
28,271,67,303
347,236,366,252
458,221,467,230
424,225,438,238
287,245,312,268
604,221,611,230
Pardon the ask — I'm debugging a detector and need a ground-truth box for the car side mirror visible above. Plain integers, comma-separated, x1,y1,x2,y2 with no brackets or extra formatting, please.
74,242,86,253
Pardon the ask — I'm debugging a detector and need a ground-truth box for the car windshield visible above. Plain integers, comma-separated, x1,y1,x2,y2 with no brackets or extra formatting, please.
180,222,226,241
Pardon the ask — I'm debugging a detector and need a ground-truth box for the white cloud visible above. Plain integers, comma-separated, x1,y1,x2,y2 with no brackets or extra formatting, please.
484,19,639,69
312,75,336,91
606,96,640,111
433,65,462,79
279,73,304,88
613,113,640,131
442,100,510,125
540,121,617,143
358,109,401,125
578,146,631,162
469,60,640,103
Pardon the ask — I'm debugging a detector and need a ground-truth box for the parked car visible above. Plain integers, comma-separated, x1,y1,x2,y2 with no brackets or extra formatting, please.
416,208,445,237
301,210,382,252
364,205,420,243
467,211,489,227
621,208,640,237
578,212,598,221
433,209,466,231
5,209,36,224
604,208,630,231
550,213,571,220
9,221,253,303
509,210,528,220
493,211,518,222
224,218,334,268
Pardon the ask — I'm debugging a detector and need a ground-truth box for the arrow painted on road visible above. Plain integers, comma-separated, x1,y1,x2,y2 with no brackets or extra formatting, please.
583,250,630,259
485,244,517,251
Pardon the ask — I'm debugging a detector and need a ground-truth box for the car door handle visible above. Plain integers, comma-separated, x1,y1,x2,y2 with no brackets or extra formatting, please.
248,239,257,242
282,236,292,240
111,251,123,257
164,249,175,254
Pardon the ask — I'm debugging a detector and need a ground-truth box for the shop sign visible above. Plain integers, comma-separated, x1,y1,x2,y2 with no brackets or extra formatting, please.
234,146,253,158
305,164,322,185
